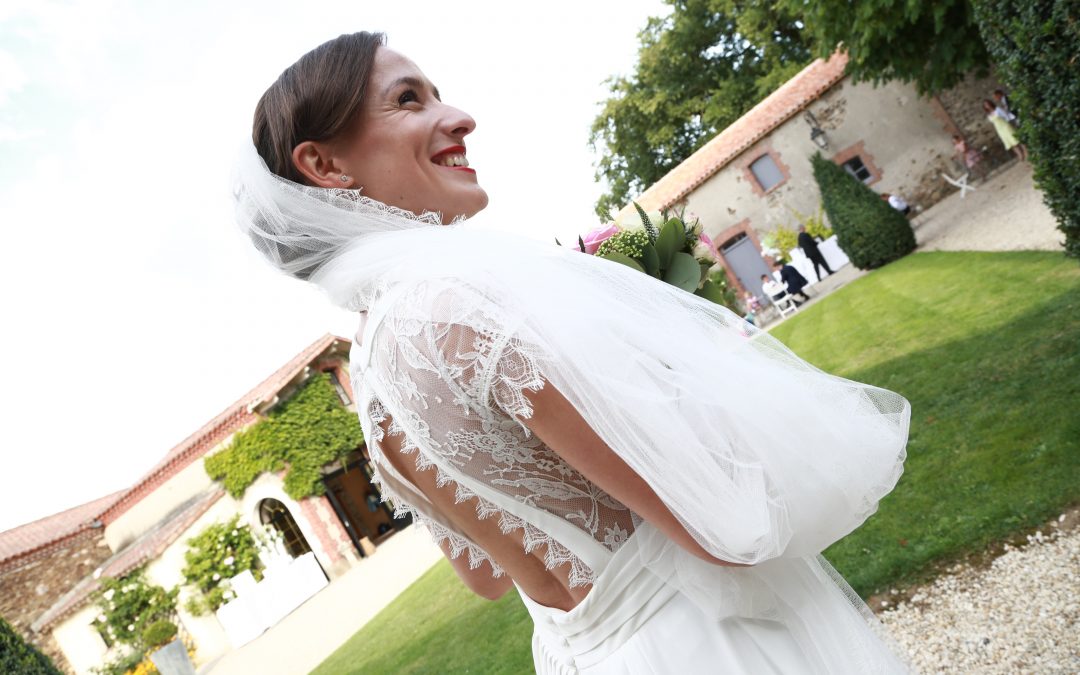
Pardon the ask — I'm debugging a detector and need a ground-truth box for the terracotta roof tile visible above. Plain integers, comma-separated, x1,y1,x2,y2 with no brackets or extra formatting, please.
0,491,124,565
99,334,351,525
618,53,849,217
32,488,224,632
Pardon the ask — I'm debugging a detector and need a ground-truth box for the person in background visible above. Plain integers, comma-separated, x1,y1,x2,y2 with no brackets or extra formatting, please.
983,99,1028,161
952,134,984,179
992,89,1018,127
881,192,912,216
797,225,833,281
775,260,810,303
761,273,802,308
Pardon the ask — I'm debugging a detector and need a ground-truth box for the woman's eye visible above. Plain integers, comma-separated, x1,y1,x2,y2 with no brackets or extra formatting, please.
398,89,419,106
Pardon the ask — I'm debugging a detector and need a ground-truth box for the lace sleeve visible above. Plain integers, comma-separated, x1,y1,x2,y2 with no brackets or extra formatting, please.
353,281,635,588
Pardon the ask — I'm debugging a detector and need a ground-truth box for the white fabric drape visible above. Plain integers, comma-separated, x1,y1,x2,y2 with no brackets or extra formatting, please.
234,143,911,672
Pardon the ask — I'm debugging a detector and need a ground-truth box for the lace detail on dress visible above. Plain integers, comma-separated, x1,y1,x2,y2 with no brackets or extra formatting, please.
354,283,638,587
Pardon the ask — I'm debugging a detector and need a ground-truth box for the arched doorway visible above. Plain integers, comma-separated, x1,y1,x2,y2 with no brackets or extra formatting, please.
258,498,313,559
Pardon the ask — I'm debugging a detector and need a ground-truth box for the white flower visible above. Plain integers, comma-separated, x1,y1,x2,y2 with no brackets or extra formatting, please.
212,573,221,581
102,589,115,601
615,206,663,232
693,240,717,262
223,556,235,566
97,614,107,623
127,624,134,632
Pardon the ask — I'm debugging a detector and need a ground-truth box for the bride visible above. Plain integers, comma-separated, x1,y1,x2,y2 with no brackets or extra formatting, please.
236,32,911,674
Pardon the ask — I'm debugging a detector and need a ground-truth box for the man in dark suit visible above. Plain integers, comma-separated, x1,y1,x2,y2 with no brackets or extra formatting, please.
775,261,810,303
798,226,833,281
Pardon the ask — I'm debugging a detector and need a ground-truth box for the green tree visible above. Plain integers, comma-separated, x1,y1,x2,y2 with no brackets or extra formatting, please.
974,0,1079,259
0,617,62,675
589,0,811,221
788,0,989,94
811,153,915,269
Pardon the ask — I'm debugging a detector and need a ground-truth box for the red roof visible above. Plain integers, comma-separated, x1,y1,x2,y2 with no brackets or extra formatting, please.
0,491,124,567
0,334,351,565
97,333,351,525
619,52,849,215
33,488,224,632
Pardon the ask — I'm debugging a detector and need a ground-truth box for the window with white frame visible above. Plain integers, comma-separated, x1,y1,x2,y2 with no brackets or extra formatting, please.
749,154,785,192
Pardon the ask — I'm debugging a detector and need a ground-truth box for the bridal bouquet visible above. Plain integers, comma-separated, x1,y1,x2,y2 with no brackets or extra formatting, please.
568,204,737,309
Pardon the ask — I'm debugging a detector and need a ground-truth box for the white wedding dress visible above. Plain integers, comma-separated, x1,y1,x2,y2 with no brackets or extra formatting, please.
233,142,910,673
348,279,910,675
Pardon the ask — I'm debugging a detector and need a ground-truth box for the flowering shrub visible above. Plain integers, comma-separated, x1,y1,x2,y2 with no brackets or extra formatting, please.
92,569,177,649
181,516,263,615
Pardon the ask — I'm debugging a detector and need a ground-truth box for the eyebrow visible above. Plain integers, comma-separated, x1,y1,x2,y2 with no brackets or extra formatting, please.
383,75,440,100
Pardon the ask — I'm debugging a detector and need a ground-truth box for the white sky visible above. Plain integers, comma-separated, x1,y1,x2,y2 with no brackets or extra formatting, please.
0,0,670,531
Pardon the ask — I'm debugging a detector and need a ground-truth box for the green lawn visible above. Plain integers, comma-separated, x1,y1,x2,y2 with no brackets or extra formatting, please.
771,251,1080,595
314,251,1079,674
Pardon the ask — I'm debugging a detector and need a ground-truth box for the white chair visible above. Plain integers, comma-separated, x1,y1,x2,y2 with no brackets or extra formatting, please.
771,289,800,319
942,171,977,198
762,279,800,319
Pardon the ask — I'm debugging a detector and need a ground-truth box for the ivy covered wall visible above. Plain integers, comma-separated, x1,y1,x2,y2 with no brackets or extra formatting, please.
204,373,364,500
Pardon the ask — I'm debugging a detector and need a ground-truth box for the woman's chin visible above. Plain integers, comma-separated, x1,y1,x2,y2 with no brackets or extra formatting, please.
440,190,489,223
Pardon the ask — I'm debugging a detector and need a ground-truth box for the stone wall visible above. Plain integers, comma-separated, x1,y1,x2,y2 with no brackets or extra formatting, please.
0,531,112,674
937,69,1017,171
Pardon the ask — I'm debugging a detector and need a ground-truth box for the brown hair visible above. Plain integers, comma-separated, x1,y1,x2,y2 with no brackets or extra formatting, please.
253,32,386,183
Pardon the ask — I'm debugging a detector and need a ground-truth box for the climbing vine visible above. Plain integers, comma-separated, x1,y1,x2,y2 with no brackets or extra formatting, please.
204,373,364,500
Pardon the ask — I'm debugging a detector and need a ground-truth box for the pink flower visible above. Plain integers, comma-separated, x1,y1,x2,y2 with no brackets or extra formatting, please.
699,232,713,248
580,224,620,254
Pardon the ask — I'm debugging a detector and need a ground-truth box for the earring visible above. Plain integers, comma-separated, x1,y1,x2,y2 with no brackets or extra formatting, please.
340,174,350,183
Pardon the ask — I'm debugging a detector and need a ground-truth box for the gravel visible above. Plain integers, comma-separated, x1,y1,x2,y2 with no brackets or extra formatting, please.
912,161,1064,254
880,515,1080,673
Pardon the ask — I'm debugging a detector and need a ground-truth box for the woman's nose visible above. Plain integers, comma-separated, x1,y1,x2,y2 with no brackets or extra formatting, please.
439,104,476,139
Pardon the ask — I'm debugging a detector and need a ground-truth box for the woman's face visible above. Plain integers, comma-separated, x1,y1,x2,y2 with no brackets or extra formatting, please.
335,48,488,221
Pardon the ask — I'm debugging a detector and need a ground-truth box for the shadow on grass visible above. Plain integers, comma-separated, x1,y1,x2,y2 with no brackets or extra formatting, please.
821,282,1080,596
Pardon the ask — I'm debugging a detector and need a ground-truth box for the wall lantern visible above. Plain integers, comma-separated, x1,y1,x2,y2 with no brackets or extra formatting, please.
803,111,829,150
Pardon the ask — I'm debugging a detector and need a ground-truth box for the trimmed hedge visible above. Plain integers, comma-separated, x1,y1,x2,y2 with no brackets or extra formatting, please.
0,617,62,675
811,153,916,269
975,0,1080,259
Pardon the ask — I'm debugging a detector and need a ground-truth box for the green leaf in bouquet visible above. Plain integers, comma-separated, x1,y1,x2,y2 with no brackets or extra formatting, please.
654,218,685,268
633,202,659,243
641,243,661,277
695,279,728,305
600,251,645,273
698,261,712,284
663,252,700,292
577,235,586,253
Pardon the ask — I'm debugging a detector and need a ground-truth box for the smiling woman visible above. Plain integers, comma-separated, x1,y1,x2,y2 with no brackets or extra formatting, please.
235,32,912,674
254,33,487,223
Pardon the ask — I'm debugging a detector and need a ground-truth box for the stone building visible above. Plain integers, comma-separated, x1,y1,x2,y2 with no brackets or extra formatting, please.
621,53,1010,300
0,334,407,674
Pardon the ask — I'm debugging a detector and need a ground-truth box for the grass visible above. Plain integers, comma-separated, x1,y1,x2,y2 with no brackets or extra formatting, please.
770,251,1080,595
310,561,534,675
314,251,1079,674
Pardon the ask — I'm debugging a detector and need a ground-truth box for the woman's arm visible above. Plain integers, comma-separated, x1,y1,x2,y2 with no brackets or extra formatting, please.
520,381,749,567
438,540,514,601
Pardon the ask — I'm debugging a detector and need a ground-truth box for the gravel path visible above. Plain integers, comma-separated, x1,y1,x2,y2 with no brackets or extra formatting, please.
880,516,1080,673
912,161,1064,253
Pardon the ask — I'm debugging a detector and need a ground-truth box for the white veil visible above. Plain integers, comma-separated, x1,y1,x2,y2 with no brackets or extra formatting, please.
234,140,908,587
